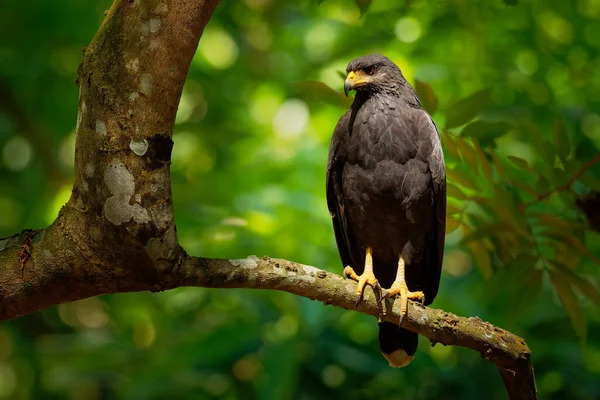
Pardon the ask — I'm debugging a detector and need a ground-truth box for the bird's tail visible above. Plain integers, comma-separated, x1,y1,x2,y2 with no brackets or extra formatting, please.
378,321,418,368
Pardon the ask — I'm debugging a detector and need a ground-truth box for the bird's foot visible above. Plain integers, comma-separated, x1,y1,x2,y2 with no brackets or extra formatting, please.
344,266,382,308
381,281,424,327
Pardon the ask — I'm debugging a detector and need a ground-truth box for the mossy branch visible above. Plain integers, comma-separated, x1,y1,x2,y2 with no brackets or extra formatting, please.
0,241,537,400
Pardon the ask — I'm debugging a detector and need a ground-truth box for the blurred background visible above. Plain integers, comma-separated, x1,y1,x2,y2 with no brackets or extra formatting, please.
1,0,600,398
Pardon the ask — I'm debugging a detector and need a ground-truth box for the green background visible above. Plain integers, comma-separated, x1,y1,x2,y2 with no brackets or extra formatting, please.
1,0,600,398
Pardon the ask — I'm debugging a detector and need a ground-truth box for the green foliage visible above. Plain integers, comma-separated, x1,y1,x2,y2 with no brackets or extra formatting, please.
1,0,600,399
354,0,373,16
554,116,570,161
445,89,492,129
461,121,512,146
414,80,438,115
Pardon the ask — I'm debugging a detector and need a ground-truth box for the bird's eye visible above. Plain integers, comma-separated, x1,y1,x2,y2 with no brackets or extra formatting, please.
365,66,375,75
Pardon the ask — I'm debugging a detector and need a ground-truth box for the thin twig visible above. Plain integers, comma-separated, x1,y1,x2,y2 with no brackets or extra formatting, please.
523,152,600,210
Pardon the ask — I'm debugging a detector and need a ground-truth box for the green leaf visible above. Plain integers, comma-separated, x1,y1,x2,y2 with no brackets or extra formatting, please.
475,142,494,181
563,159,582,176
446,215,461,234
490,150,505,180
486,253,537,294
550,167,570,188
295,81,351,108
533,212,587,232
507,156,533,171
549,270,587,337
544,229,600,265
542,140,557,167
554,116,571,161
454,136,479,171
559,190,575,208
476,195,528,237
445,88,492,129
441,130,462,161
461,221,514,244
504,0,519,5
447,183,468,200
540,215,600,264
536,176,551,195
446,204,464,215
580,170,600,191
553,237,584,270
504,254,539,270
447,168,476,190
550,261,600,306
511,180,538,197
530,124,556,166
355,0,372,15
467,241,493,279
486,254,542,317
461,121,512,145
415,80,439,115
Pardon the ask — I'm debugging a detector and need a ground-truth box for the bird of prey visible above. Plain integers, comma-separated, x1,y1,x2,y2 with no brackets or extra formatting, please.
326,54,446,367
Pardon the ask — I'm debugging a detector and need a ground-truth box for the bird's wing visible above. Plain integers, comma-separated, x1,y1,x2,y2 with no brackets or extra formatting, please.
421,112,446,303
327,112,361,271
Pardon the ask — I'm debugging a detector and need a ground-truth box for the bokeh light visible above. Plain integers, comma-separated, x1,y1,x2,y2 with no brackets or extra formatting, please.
196,25,239,69
2,136,32,172
272,98,310,139
394,17,422,43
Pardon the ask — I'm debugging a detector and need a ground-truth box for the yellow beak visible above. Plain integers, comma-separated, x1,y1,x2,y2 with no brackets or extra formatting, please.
344,70,370,96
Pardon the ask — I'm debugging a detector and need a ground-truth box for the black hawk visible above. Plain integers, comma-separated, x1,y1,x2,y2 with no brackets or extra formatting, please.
326,54,446,367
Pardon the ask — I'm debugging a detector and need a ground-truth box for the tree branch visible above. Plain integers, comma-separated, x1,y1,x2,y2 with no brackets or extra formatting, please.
0,237,537,399
179,255,536,400
0,1,537,399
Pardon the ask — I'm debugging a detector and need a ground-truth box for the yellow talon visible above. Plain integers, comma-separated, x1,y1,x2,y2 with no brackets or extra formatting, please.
344,247,382,307
381,256,425,326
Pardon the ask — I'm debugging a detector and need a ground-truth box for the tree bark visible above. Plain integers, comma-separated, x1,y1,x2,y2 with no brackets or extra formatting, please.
0,1,537,399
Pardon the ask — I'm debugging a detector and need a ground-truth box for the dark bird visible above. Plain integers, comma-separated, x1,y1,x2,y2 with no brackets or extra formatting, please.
326,54,446,367
577,191,600,233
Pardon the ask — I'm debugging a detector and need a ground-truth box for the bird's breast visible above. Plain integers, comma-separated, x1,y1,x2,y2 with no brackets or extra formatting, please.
341,101,433,222
346,104,420,170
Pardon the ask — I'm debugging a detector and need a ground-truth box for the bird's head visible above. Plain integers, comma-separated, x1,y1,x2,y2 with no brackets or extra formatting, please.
343,54,405,97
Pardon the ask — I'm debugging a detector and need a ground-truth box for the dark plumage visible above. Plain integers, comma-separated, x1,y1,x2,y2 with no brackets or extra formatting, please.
326,54,446,367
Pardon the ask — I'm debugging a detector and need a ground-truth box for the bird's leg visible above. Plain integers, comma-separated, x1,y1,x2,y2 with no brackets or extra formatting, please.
381,256,425,326
344,247,382,307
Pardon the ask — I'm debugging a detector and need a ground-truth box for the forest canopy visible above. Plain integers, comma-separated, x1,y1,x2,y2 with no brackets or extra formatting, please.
0,0,599,399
